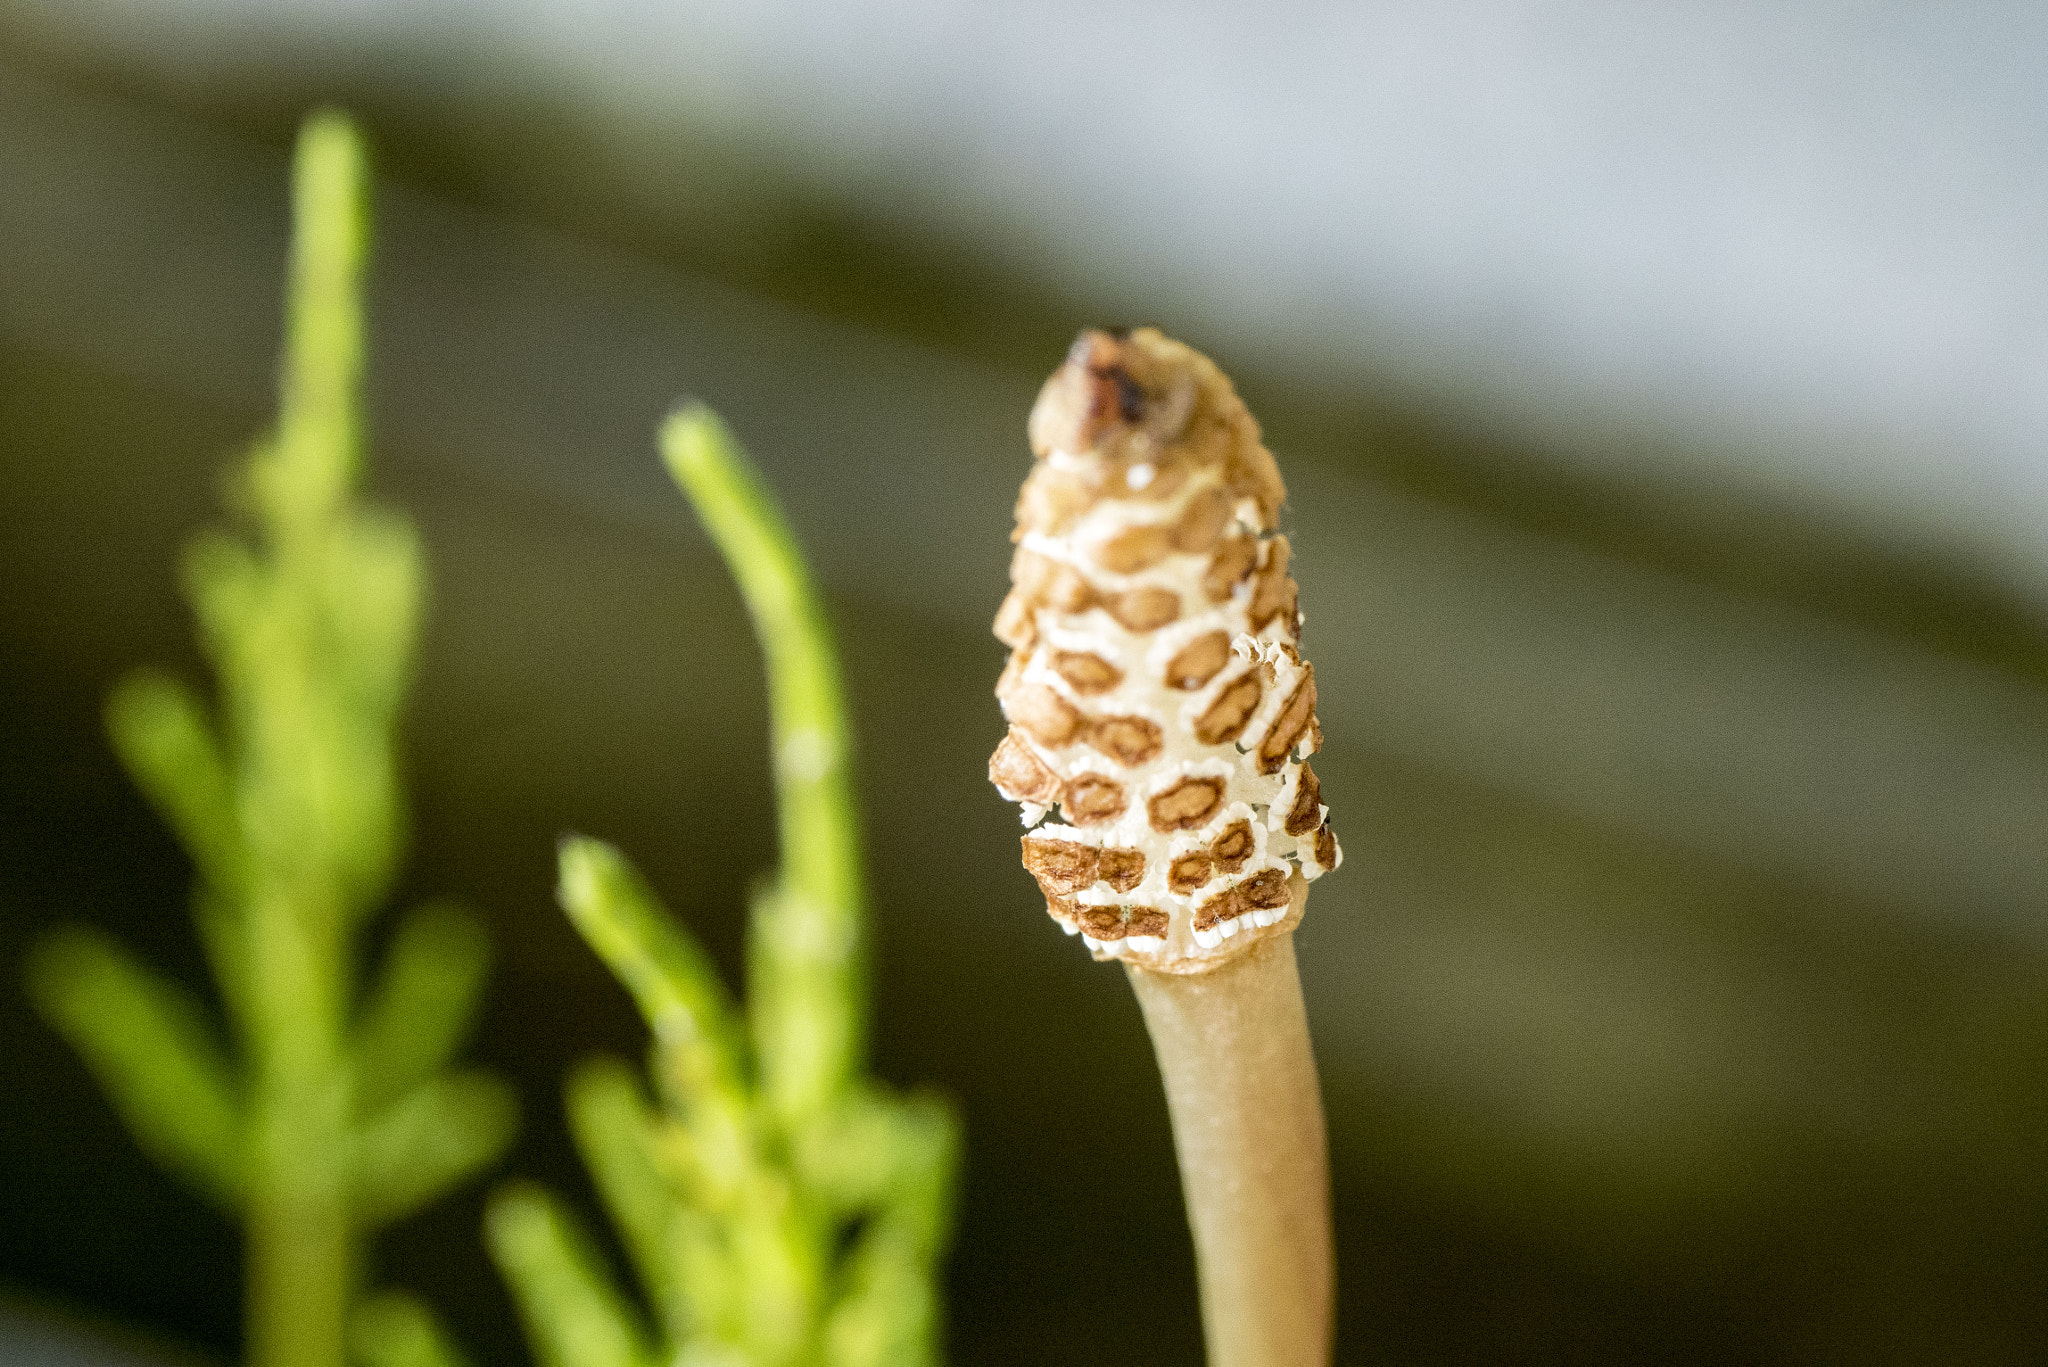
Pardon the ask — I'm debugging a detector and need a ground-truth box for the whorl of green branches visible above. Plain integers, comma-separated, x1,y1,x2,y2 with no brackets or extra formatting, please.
25,111,512,1367
487,409,959,1367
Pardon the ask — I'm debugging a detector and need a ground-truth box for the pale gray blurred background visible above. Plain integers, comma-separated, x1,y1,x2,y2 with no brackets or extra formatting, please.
5,4,2048,1364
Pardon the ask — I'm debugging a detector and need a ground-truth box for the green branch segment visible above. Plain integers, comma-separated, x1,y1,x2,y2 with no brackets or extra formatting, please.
661,407,864,1129
492,414,957,1367
25,110,513,1367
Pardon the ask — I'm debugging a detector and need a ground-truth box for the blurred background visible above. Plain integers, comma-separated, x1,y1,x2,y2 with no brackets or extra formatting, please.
6,2,2048,1363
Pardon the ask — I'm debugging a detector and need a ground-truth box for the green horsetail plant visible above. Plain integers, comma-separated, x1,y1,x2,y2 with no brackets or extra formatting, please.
25,112,515,1367
486,408,958,1367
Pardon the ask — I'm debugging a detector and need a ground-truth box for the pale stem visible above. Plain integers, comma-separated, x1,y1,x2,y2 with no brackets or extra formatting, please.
1126,927,1332,1367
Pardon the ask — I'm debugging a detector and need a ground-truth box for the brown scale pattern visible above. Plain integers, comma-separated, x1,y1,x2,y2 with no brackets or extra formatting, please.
989,326,1338,961
1164,631,1232,690
1061,773,1127,825
1193,868,1292,932
1052,650,1122,694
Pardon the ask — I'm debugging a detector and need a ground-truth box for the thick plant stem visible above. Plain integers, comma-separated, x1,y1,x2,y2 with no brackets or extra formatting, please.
1126,930,1332,1367
246,898,353,1367
248,1176,352,1367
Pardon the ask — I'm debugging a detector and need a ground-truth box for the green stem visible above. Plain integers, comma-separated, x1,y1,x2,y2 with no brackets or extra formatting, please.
244,110,369,1367
268,110,365,531
246,889,354,1367
661,408,864,1125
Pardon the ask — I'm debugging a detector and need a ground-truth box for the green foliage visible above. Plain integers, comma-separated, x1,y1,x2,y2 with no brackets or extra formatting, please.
24,111,512,1367
349,1293,472,1367
489,409,958,1367
25,925,244,1208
